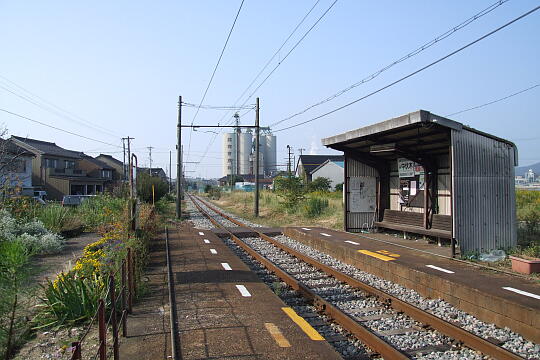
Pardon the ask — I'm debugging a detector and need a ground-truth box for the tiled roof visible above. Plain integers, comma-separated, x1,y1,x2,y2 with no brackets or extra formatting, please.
96,154,123,166
298,155,344,174
0,138,34,156
11,136,82,159
81,155,113,169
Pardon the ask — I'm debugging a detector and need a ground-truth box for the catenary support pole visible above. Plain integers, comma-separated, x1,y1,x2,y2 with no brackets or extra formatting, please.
254,97,260,217
176,96,182,219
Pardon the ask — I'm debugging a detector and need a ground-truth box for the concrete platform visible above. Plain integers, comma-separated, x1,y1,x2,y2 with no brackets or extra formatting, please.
171,223,342,360
283,227,540,343
211,226,282,238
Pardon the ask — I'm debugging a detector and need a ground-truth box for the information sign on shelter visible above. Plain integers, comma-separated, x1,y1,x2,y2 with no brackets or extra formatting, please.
398,158,423,178
349,176,376,212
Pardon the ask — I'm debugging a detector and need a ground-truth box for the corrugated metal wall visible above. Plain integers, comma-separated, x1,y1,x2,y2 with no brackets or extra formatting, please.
346,157,378,231
451,129,517,253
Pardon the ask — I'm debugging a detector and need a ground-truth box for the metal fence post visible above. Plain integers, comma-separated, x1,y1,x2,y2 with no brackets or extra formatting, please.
98,299,106,360
109,273,119,360
71,341,81,360
121,260,128,337
127,248,133,313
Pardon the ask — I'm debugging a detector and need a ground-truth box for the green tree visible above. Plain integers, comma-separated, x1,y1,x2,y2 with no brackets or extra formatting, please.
273,176,305,212
334,182,344,192
307,177,331,192
136,172,169,203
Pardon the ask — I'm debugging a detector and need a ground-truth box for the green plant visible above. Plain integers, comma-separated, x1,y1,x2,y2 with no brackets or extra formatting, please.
136,172,169,203
76,195,128,231
35,203,80,234
306,177,331,192
0,240,31,359
274,176,305,212
334,182,344,192
303,196,329,218
35,272,107,329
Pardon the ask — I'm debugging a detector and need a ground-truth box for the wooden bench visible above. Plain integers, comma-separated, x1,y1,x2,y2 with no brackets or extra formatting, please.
374,209,452,239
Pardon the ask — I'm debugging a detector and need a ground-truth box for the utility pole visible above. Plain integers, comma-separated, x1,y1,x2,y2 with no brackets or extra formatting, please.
176,96,182,219
147,146,154,174
122,137,134,180
169,150,172,193
254,98,260,217
122,138,126,180
287,145,292,178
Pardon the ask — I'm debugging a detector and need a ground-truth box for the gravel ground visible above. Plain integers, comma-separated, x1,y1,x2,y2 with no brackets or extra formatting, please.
188,196,540,359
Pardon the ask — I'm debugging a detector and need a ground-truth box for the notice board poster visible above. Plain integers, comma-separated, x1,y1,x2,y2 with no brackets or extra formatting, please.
349,176,376,213
398,158,423,178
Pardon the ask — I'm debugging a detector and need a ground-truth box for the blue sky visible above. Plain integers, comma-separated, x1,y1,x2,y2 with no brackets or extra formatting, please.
1,0,538,178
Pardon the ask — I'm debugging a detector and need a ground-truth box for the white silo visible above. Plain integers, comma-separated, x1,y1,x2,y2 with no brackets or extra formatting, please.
239,130,252,175
250,151,264,175
263,133,277,175
222,133,237,177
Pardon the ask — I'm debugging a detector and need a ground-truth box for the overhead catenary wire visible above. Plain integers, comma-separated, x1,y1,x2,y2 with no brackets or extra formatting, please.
194,0,336,168
273,5,540,133
446,83,539,117
269,0,511,128
0,108,122,148
186,0,246,163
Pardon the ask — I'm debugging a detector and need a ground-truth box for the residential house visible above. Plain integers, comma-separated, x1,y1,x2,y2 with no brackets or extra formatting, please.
78,155,117,191
0,138,34,195
295,155,343,182
139,167,168,182
311,159,344,189
10,136,108,200
95,154,124,181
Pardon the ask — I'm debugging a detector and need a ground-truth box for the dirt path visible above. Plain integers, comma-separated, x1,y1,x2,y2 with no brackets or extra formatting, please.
30,232,100,284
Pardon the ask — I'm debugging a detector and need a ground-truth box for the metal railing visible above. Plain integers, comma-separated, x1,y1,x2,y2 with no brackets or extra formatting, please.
70,248,136,360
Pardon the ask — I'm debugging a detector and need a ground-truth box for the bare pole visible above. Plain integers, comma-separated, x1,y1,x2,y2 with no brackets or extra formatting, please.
287,145,292,178
169,150,172,193
176,96,182,219
254,97,260,217
122,138,126,180
148,146,154,174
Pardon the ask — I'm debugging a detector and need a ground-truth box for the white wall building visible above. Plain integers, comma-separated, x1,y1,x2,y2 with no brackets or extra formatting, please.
222,130,276,177
311,159,345,189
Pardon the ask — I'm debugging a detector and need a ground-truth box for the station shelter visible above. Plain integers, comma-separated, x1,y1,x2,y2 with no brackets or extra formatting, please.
322,110,518,255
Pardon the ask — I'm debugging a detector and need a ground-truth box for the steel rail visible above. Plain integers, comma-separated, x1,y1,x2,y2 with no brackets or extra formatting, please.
165,227,181,360
192,195,525,360
189,194,408,359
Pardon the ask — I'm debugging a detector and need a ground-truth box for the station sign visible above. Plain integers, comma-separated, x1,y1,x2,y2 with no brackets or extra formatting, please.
398,158,423,178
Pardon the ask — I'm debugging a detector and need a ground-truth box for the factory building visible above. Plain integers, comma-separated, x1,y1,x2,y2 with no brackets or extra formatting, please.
222,130,276,177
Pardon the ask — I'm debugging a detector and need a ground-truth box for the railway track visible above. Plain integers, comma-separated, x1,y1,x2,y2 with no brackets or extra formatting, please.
187,194,525,360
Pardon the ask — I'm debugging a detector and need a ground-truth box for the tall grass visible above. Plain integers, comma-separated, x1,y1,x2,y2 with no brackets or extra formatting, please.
36,204,80,234
76,195,128,231
303,197,329,218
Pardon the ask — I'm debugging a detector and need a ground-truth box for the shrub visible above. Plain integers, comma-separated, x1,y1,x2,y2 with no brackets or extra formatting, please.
274,176,305,212
76,195,128,231
303,197,329,218
36,204,80,234
334,182,344,192
136,172,169,203
306,177,331,192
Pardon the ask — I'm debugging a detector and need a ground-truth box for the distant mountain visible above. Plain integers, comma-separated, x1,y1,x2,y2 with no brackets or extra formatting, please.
515,162,540,177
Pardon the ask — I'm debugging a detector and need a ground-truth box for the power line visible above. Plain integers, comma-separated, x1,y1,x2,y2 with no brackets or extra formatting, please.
447,83,539,117
0,108,122,148
0,75,121,138
195,0,336,168
273,5,540,133
269,0,510,128
187,0,246,163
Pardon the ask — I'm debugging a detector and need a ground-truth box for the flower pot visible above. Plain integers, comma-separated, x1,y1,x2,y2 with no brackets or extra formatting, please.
510,256,540,275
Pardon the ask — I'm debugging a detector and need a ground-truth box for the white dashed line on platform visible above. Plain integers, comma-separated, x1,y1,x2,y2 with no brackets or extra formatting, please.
320,233,331,237
203,239,210,244
502,287,540,300
344,240,360,245
426,265,455,274
210,249,217,254
221,263,232,271
198,232,204,236
302,228,311,231
236,285,251,297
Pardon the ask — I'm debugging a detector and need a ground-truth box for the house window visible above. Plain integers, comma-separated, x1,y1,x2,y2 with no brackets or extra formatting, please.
101,169,112,178
227,138,232,142
227,166,231,170
45,158,58,168
227,144,232,149
65,160,75,169
227,159,232,163
227,152,231,156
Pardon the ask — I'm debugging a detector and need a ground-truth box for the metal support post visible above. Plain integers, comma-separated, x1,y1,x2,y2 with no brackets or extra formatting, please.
121,260,127,337
176,96,182,219
127,248,133,313
109,274,119,360
254,97,260,217
98,299,106,360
